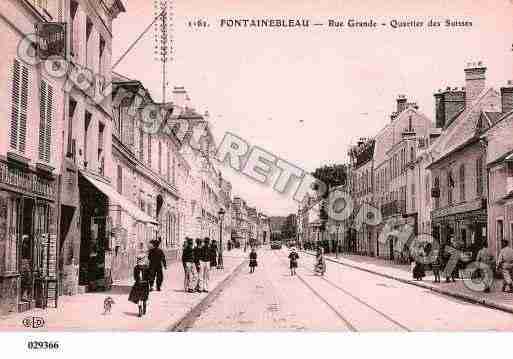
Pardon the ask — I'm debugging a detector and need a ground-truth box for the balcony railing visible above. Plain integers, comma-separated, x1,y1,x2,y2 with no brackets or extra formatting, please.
381,200,406,218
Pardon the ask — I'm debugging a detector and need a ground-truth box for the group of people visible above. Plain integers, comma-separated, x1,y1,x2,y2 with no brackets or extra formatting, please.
128,239,167,317
181,237,219,293
410,239,513,293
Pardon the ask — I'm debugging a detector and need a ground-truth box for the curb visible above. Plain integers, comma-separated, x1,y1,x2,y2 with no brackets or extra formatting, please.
167,259,248,331
302,251,513,315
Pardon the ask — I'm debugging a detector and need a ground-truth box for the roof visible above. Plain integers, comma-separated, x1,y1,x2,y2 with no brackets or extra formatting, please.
373,106,434,168
429,87,500,165
488,149,513,168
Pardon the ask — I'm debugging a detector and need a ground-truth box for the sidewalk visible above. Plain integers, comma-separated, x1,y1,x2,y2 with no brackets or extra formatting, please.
303,250,513,314
0,250,247,331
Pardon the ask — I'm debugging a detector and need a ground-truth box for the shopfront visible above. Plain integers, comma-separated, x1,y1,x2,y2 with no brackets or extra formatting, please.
0,160,57,315
78,171,157,290
431,199,487,259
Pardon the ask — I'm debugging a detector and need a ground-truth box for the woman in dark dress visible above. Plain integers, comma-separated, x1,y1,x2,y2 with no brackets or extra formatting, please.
288,247,299,276
128,255,150,317
249,247,258,273
209,240,218,269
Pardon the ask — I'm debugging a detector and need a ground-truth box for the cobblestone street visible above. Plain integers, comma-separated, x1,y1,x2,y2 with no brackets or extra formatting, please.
190,248,513,331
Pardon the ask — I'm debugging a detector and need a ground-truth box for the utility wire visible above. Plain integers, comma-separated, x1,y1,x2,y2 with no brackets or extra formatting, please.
112,9,166,70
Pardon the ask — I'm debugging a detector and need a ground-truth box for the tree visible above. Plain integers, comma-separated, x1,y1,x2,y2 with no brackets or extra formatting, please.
311,163,347,189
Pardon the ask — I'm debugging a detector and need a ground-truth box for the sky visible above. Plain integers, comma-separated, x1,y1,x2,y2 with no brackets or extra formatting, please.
112,0,513,217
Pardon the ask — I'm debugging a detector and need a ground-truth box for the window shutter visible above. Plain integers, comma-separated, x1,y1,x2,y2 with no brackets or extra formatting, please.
10,60,21,149
39,81,53,162
19,65,29,152
10,60,29,153
39,81,47,160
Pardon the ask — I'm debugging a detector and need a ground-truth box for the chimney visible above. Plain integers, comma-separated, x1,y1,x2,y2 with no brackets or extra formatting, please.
172,86,188,111
397,94,407,113
434,87,465,128
501,80,513,114
464,61,487,107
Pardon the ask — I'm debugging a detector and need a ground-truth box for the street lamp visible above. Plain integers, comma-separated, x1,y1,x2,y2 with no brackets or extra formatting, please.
336,222,341,259
217,208,225,270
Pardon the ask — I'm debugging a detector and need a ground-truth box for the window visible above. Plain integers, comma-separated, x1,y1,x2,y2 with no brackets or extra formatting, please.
166,143,171,182
70,1,79,55
84,111,91,165
434,176,440,209
67,98,77,156
147,135,152,167
410,146,415,163
447,170,454,205
459,165,465,202
476,157,484,196
10,59,29,153
497,220,504,244
411,183,416,211
38,80,53,163
117,165,123,194
158,141,162,174
172,156,176,185
85,18,93,68
139,127,144,161
99,36,106,77
425,174,430,203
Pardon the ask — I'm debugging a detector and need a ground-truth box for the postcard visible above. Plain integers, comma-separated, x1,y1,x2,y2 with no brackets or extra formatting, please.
1,1,513,349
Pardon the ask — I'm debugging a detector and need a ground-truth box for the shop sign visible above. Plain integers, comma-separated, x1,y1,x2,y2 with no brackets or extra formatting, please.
36,22,67,60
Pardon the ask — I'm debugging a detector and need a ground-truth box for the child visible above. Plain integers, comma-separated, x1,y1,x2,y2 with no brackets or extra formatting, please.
128,255,150,317
289,247,299,276
249,247,258,273
432,253,441,283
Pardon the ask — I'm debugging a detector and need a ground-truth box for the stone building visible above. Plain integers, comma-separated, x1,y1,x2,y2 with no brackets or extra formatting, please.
372,97,436,260
348,137,375,255
231,197,248,247
427,63,501,257
109,74,188,281
0,0,125,314
483,81,513,257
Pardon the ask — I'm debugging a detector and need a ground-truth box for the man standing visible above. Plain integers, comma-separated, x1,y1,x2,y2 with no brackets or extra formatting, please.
193,238,203,292
476,242,494,293
182,238,197,293
498,240,513,293
199,237,212,292
148,238,167,291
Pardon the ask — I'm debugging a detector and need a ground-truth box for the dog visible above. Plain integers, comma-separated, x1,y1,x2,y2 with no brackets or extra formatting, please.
103,296,115,315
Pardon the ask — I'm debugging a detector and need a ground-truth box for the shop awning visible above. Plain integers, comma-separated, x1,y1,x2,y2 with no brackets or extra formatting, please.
80,171,158,225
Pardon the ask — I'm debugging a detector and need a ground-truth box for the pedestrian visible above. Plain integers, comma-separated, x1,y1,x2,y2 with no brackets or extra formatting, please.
497,240,513,293
412,258,425,281
431,252,442,283
181,241,188,291
148,238,167,291
128,254,150,317
182,237,197,293
476,242,494,293
193,238,203,292
314,247,326,276
442,245,457,283
198,237,212,292
210,239,218,269
289,247,299,276
249,247,258,273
